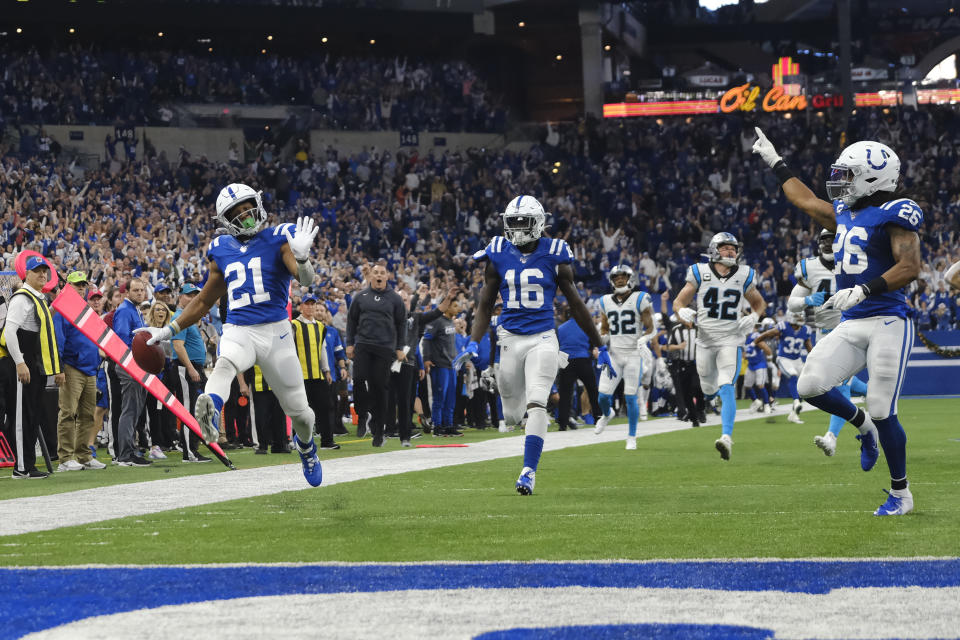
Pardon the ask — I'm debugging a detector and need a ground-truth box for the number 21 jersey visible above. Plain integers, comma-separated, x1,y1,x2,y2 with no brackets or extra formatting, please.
685,262,757,347
473,236,573,335
207,223,295,326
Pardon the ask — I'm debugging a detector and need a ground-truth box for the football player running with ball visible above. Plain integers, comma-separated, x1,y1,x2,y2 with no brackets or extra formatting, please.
136,184,324,487
594,264,656,450
673,233,766,461
454,195,611,495
754,128,922,516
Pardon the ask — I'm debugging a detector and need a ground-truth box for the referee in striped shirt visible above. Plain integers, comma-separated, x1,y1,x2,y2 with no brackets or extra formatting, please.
663,313,706,427
292,295,338,450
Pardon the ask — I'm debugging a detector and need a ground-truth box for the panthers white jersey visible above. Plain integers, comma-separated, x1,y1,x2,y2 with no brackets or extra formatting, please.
685,263,757,348
600,290,652,354
794,256,840,331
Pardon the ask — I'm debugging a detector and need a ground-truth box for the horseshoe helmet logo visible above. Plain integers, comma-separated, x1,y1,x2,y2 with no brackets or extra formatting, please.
866,147,889,170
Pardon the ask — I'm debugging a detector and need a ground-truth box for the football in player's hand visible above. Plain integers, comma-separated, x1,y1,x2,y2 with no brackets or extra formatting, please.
132,331,165,375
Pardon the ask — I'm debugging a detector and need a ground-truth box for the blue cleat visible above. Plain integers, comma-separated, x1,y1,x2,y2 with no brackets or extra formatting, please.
874,487,913,516
515,467,536,496
293,434,323,487
855,431,880,472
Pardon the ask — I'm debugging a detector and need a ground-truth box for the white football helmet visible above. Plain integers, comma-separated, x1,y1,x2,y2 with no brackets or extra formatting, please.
825,140,900,206
707,232,741,267
818,228,836,258
608,264,636,295
761,317,776,331
501,195,546,247
215,183,268,237
788,311,806,325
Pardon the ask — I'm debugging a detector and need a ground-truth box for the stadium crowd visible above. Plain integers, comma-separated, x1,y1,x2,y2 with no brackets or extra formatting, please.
0,44,506,132
1,105,960,474
2,108,959,327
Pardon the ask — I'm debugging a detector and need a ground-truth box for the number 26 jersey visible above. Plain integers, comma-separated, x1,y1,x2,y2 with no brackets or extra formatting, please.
473,236,573,335
207,223,295,326
685,262,757,348
832,197,923,321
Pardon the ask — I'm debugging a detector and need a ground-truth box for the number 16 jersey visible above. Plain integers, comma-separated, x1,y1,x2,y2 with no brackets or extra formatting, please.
473,236,573,335
685,262,757,348
207,223,295,326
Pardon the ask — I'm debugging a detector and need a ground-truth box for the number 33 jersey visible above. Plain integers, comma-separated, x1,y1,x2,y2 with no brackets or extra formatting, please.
473,236,573,335
832,197,923,321
207,223,295,326
685,262,757,348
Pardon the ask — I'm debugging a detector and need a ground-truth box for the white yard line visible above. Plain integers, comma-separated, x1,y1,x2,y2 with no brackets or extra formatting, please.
0,405,785,536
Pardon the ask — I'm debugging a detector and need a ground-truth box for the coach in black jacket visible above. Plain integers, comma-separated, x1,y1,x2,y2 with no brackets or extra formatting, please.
346,264,406,447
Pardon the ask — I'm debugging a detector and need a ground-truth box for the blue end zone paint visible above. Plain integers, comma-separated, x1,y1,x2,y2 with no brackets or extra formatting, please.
476,624,775,639
3,560,960,639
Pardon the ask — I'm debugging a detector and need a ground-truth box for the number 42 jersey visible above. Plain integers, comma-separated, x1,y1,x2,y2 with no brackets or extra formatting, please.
685,262,757,348
207,223,296,327
473,236,573,335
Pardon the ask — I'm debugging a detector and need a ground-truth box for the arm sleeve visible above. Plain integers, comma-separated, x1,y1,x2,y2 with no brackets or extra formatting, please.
422,321,434,362
114,307,133,347
320,337,330,372
394,295,406,351
54,313,66,357
685,264,701,287
346,298,359,346
3,318,24,364
787,283,812,312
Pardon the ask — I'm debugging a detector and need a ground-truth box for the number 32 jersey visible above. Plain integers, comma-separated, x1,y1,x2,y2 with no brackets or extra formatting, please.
207,223,295,326
600,291,652,354
685,262,757,348
832,197,923,321
473,236,573,335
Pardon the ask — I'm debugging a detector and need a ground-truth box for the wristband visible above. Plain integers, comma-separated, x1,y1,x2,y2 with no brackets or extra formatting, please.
773,160,795,185
862,277,888,296
167,320,181,335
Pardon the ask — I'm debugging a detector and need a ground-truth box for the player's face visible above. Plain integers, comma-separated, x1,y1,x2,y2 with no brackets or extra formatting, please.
717,244,737,260
611,273,630,289
224,199,259,230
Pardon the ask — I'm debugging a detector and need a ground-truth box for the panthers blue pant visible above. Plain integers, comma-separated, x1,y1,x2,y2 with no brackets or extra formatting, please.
430,367,456,428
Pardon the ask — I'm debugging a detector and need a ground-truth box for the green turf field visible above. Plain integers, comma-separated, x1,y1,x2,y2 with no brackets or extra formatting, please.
2,398,957,566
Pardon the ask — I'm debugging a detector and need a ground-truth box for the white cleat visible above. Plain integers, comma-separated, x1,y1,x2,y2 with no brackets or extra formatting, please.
639,414,648,422
762,403,773,415
194,394,220,442
874,487,914,516
750,399,762,412
625,436,637,450
715,434,733,460
594,409,614,435
814,431,837,457
787,411,804,424
498,421,514,433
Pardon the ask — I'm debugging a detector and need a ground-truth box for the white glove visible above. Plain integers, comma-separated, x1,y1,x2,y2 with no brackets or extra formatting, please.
752,127,782,168
636,332,656,349
284,216,319,261
390,359,402,373
827,285,867,311
133,325,173,346
677,307,696,324
737,312,759,334
558,351,570,369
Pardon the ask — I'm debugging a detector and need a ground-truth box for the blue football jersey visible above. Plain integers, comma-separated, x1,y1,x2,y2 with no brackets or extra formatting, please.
744,331,767,369
776,321,811,359
473,236,572,335
832,197,923,320
207,223,295,326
